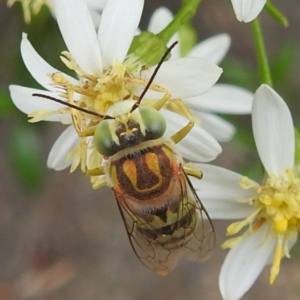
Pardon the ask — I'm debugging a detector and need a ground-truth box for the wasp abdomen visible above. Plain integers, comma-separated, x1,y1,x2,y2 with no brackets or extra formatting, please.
109,144,177,200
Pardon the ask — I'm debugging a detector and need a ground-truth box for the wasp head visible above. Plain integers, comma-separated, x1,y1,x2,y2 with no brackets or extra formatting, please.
93,100,166,157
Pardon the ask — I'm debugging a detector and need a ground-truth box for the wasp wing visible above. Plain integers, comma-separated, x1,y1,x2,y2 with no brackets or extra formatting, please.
178,170,215,262
113,166,215,275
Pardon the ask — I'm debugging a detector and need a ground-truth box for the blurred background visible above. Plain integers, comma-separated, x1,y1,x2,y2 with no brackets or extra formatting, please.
1,0,300,299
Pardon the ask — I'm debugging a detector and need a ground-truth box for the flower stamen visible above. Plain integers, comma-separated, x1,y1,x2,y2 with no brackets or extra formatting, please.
270,234,283,284
225,169,300,283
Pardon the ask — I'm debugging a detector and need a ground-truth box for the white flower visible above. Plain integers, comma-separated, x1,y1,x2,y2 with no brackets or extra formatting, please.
7,0,106,24
147,7,253,142
231,0,267,22
9,0,222,187
190,84,298,299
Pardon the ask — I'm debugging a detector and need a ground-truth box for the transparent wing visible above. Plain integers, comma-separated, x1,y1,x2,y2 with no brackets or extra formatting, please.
179,170,216,262
114,166,215,276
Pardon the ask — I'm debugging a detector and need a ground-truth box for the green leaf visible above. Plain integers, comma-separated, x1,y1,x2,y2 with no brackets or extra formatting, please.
9,124,44,193
0,91,17,116
220,57,257,90
265,1,289,27
178,22,197,56
270,43,297,86
127,31,168,67
294,128,300,166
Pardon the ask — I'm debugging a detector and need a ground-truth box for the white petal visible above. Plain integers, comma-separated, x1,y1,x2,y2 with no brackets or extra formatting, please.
252,84,295,177
231,0,267,22
162,109,222,162
85,0,107,10
21,33,78,92
47,125,79,170
142,58,222,99
185,84,253,114
98,0,143,67
187,34,231,65
88,7,102,28
53,0,102,73
220,224,276,300
198,194,254,220
192,111,236,142
148,7,173,34
9,85,72,122
190,163,256,219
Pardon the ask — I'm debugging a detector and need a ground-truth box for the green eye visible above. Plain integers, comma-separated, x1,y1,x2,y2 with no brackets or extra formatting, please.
94,120,118,156
139,106,166,139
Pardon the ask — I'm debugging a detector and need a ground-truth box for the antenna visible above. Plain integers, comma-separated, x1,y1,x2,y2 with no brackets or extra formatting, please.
32,93,114,119
130,41,178,112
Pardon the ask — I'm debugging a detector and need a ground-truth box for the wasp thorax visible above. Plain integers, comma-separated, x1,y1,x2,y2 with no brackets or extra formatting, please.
93,102,166,157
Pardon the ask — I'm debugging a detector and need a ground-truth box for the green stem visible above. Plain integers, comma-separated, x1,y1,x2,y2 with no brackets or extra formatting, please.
157,0,202,43
265,1,289,27
251,18,273,87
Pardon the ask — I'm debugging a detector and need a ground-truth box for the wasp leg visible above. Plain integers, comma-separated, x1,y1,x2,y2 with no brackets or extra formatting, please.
92,176,107,189
183,165,203,179
169,98,195,144
171,120,194,144
64,87,100,172
85,166,105,176
84,166,108,189
151,92,171,110
76,125,97,137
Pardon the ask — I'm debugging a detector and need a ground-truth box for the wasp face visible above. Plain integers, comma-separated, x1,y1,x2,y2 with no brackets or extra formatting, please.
93,100,166,157
115,119,145,150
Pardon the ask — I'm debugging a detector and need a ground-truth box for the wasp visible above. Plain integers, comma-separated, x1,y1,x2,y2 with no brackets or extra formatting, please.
33,42,215,275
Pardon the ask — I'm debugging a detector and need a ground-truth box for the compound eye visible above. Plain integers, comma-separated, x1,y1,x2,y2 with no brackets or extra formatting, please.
94,120,118,156
139,106,166,139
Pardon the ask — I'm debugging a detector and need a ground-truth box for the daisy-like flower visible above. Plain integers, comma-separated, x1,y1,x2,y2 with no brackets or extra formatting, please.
7,0,106,24
147,7,253,142
191,84,298,300
9,0,223,188
231,0,266,22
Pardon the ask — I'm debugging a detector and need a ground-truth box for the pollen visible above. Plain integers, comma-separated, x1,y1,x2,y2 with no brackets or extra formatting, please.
223,169,300,284
28,51,147,176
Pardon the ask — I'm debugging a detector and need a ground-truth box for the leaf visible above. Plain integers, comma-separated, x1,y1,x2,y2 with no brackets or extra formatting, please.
9,124,44,193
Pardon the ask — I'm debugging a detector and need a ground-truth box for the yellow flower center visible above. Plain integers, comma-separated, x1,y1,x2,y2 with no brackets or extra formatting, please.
222,169,300,284
28,51,171,188
58,51,142,116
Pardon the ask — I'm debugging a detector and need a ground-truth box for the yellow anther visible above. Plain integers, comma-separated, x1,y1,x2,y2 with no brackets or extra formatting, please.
240,176,260,190
28,108,68,123
51,73,67,85
226,208,261,235
273,217,288,233
289,217,298,226
221,235,247,249
112,60,126,78
270,236,283,284
259,195,272,206
224,169,300,286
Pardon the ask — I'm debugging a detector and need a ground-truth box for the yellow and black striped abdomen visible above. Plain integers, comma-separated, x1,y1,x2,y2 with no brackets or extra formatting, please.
108,142,176,200
106,139,214,275
107,140,198,249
